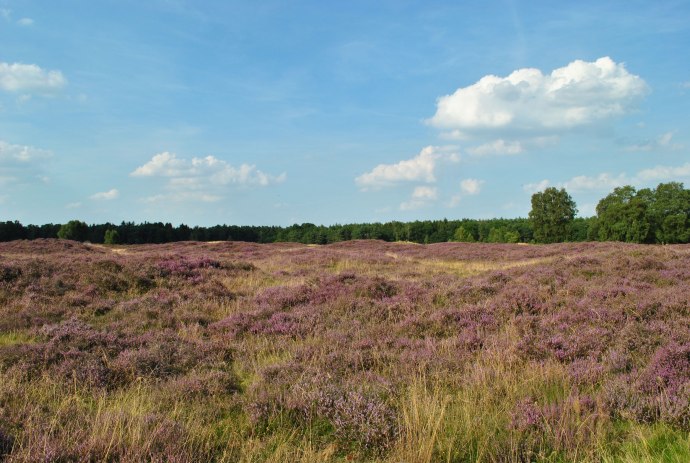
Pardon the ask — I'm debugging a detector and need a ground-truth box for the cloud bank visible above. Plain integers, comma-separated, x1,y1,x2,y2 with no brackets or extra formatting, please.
525,162,690,195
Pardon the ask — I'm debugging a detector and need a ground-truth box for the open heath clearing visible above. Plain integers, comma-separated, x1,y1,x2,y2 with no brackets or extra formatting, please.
1,239,689,462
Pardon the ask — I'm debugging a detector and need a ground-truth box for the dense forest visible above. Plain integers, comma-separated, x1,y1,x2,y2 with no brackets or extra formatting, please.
1,182,688,245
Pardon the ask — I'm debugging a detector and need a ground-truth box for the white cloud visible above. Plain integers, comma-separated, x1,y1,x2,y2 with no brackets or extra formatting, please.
448,178,485,207
0,62,67,92
131,152,186,177
429,57,647,137
637,162,690,181
523,179,551,194
0,140,52,162
90,189,119,200
0,141,52,189
131,151,285,186
624,132,682,152
399,200,424,211
399,186,438,210
142,192,222,204
411,186,438,200
561,173,629,192
526,162,690,198
467,139,524,156
131,151,284,203
356,145,458,190
17,17,33,26
65,202,82,209
460,178,484,195
525,174,629,194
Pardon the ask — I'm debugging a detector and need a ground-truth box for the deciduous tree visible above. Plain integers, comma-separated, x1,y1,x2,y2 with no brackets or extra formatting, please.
528,188,577,243
57,220,89,242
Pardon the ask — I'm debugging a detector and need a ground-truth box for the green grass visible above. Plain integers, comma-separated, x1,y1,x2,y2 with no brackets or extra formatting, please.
0,330,33,346
603,423,690,463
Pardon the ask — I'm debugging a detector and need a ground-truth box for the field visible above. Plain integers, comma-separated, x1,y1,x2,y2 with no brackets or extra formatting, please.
0,239,689,462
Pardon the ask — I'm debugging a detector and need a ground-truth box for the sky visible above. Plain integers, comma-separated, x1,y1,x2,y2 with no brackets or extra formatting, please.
1,0,690,226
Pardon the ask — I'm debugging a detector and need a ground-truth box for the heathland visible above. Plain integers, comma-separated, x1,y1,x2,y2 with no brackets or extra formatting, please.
0,239,689,462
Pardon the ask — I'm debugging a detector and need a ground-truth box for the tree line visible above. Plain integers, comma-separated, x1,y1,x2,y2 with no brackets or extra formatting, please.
1,182,688,245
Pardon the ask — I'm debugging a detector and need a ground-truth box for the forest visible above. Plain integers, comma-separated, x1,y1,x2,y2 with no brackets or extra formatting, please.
1,182,688,245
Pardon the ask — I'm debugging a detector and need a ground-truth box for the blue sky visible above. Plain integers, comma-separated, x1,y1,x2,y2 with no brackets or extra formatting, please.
1,1,689,226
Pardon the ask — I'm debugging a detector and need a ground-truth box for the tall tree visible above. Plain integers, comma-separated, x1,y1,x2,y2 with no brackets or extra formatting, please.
648,182,690,244
528,187,577,243
595,186,652,243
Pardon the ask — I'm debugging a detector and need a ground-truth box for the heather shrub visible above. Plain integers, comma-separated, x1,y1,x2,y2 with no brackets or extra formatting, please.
2,239,690,461
510,394,607,459
285,373,398,453
111,330,234,384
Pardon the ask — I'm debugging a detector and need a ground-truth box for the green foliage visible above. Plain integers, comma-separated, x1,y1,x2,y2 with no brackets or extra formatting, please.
5,182,689,246
57,220,89,242
452,226,475,242
528,187,577,243
485,227,519,243
104,228,120,245
595,182,690,244
648,182,690,243
596,186,652,243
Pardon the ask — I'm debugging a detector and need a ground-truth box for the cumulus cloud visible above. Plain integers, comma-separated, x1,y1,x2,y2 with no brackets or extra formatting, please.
0,62,67,92
90,188,119,200
562,173,629,192
131,151,285,203
460,178,484,195
449,178,485,207
411,186,438,200
131,151,285,186
131,152,186,177
399,186,438,211
523,179,551,194
355,145,459,190
637,162,690,181
429,57,647,137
